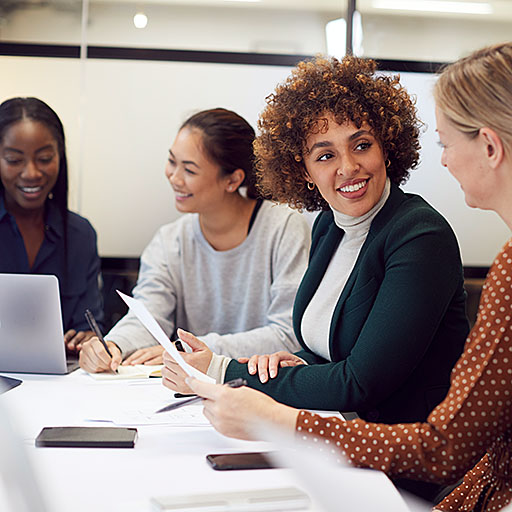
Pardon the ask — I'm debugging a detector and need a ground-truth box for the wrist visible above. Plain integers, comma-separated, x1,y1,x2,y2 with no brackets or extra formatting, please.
107,340,122,356
267,401,300,434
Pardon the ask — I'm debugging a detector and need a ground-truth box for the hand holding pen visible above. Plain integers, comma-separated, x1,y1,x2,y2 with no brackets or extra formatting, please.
82,309,121,373
156,378,247,414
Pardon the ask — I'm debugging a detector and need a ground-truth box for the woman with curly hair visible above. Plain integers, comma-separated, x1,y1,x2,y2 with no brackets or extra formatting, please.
162,57,468,498
180,44,512,511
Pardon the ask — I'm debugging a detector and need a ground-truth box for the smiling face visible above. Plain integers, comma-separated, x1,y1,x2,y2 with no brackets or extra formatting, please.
165,127,233,214
0,119,60,215
303,115,388,217
435,107,489,210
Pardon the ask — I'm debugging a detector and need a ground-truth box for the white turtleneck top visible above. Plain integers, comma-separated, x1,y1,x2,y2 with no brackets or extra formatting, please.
300,178,391,361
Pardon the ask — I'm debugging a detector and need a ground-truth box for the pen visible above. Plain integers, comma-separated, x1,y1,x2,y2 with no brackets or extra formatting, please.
84,309,113,358
155,378,247,414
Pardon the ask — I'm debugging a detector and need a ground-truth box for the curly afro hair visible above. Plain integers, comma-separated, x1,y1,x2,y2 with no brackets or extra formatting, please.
254,55,422,211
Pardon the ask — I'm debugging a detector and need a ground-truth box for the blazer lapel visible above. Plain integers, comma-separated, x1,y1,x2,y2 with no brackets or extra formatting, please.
327,183,407,350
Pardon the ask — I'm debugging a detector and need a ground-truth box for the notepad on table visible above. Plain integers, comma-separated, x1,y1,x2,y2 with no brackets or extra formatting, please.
87,364,163,380
35,426,138,448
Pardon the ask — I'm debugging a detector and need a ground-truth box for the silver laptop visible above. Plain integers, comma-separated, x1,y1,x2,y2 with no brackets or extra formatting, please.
0,273,79,374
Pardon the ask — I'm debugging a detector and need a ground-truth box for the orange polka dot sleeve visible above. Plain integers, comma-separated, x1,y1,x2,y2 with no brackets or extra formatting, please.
296,239,512,512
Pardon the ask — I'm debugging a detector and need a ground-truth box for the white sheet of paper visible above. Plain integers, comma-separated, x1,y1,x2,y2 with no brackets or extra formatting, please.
117,291,214,383
87,404,209,427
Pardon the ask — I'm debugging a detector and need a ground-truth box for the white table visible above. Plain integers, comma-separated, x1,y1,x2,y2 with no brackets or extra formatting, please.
1,370,415,512
1,370,308,512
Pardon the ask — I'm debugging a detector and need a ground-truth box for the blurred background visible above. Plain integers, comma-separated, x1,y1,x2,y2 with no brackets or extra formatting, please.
1,0,509,326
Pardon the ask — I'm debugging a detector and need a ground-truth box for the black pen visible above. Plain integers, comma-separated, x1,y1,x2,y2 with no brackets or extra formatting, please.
155,378,247,414
84,309,113,358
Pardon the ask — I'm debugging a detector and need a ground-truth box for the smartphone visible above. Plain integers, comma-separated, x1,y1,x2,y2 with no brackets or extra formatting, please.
206,451,279,470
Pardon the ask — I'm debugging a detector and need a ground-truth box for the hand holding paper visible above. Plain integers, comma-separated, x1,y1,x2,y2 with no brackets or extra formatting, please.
117,291,214,384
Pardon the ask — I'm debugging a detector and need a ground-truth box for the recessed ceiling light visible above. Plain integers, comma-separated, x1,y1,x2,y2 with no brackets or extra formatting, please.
372,0,493,15
133,12,148,29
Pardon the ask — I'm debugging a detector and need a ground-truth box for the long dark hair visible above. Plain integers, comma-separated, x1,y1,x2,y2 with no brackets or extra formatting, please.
0,97,69,272
180,108,260,199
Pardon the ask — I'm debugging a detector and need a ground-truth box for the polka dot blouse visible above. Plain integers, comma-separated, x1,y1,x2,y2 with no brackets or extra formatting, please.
296,239,512,512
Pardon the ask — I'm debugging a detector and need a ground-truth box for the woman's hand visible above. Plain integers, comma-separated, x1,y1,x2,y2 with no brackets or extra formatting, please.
64,329,95,353
161,329,213,394
237,351,305,383
79,337,122,373
186,377,300,440
122,346,164,366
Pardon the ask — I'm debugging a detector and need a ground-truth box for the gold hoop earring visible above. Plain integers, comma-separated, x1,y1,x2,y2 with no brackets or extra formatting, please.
385,159,391,168
307,182,315,191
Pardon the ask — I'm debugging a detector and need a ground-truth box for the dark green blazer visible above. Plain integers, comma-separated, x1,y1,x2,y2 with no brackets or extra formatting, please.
225,184,469,424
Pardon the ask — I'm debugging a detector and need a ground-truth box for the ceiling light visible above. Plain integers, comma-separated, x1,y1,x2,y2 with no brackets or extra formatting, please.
372,0,493,15
133,12,148,29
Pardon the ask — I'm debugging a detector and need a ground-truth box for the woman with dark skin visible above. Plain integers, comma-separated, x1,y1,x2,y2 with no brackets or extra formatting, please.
0,97,103,351
161,56,469,502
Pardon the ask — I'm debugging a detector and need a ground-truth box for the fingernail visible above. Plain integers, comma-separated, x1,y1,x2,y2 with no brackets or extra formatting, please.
270,370,276,378
260,374,267,383
249,365,255,374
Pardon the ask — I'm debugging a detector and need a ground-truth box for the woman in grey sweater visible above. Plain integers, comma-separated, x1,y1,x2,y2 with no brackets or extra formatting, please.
79,108,310,373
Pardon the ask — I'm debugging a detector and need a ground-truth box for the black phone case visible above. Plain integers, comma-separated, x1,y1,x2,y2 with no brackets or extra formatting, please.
206,452,277,470
35,426,138,448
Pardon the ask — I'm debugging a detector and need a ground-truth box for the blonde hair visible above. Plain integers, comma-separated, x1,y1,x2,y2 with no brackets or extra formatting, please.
434,42,512,155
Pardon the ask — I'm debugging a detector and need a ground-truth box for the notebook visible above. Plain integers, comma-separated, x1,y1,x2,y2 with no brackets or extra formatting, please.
0,273,79,375
35,426,138,448
87,364,163,380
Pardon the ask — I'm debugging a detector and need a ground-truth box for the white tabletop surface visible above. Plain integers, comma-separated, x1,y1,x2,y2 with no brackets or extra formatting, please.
1,370,308,512
0,370,415,512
